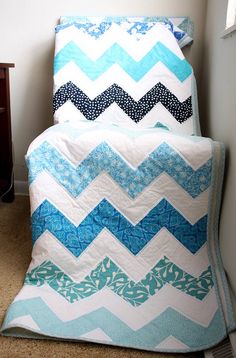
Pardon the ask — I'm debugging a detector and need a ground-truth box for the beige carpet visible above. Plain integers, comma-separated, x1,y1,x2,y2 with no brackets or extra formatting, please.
0,196,204,358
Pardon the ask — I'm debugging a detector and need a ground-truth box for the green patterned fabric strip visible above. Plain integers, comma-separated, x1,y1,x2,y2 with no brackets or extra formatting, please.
25,256,213,306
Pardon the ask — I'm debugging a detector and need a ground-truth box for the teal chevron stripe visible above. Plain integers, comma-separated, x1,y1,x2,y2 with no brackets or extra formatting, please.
27,141,212,199
32,199,207,255
25,257,213,305
1,298,225,350
54,41,192,82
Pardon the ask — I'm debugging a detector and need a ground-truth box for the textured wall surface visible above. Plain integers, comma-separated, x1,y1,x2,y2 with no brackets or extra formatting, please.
201,0,236,311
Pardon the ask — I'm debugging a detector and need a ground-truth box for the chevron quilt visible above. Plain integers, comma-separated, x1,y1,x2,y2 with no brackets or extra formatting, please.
53,17,200,135
1,121,235,352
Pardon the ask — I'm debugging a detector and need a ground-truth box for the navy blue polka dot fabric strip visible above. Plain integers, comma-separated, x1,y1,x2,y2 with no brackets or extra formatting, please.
53,82,192,123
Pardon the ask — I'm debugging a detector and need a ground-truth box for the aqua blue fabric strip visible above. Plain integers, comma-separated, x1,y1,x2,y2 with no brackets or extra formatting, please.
27,142,212,199
54,41,192,82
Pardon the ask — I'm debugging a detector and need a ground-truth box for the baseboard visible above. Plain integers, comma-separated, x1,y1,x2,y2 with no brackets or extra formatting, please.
230,332,236,357
14,180,29,196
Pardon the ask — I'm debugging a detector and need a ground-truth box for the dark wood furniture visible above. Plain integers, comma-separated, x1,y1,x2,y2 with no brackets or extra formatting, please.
0,63,15,202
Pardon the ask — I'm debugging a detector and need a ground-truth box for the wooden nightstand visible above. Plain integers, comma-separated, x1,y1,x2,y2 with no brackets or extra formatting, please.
0,63,15,202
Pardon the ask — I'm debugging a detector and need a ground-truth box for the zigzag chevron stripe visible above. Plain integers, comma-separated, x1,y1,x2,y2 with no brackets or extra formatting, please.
55,23,185,60
25,257,213,304
1,299,225,350
54,41,192,81
30,231,209,281
26,119,211,166
27,142,212,198
30,172,209,225
32,199,207,255
53,62,192,101
29,125,212,172
54,101,194,133
53,82,192,123
15,285,218,329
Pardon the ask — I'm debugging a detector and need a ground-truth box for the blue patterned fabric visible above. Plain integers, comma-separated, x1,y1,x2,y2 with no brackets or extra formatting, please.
32,199,208,256
59,16,193,47
27,141,212,198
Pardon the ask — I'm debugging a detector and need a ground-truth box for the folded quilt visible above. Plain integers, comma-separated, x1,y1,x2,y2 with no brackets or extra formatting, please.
53,19,200,135
1,121,235,352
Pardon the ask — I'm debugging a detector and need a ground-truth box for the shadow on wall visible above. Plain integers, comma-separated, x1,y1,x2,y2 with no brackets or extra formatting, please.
13,38,55,181
20,41,55,133
198,39,210,138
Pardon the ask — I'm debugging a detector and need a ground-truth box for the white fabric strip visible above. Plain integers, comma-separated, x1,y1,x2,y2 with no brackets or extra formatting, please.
27,124,212,170
14,285,218,330
28,230,210,280
53,62,192,101
30,171,209,225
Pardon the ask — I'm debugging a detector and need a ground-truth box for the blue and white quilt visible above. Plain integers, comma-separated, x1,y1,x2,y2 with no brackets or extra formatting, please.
1,16,235,353
1,122,235,352
53,17,199,135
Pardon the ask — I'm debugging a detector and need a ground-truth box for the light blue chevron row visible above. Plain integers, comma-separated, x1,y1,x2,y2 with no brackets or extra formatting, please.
32,199,207,256
1,298,226,350
26,141,212,199
54,41,192,82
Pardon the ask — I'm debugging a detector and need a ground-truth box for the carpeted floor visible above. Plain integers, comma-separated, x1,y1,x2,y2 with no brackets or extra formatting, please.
0,196,204,358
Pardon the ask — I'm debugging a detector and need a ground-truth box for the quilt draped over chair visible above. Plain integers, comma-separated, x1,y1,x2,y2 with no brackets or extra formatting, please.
1,16,235,353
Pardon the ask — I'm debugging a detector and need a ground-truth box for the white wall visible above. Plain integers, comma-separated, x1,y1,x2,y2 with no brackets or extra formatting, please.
0,0,207,182
201,0,236,310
